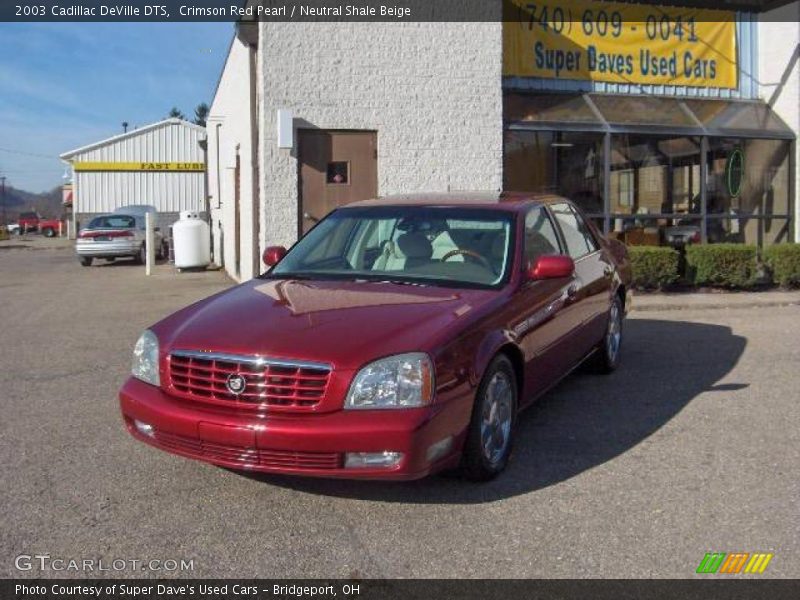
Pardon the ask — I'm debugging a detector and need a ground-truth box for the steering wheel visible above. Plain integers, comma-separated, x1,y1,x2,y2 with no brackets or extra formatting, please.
441,249,492,269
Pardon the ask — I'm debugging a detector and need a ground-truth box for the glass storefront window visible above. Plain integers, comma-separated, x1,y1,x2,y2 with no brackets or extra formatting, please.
608,216,702,248
706,138,791,216
764,219,792,245
503,94,794,246
706,217,792,245
504,130,605,215
610,134,702,217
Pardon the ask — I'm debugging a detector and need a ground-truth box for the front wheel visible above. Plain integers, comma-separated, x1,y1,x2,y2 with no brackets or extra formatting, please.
591,295,623,374
79,256,93,267
461,354,517,481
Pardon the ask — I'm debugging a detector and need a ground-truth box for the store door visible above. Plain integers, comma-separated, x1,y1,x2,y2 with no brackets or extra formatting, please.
298,130,377,235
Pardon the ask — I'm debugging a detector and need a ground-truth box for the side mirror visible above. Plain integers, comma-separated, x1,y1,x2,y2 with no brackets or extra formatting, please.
262,245,287,267
527,255,574,281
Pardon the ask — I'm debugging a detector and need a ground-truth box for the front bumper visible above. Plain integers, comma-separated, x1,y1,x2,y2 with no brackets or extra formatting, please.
119,377,466,480
76,240,140,257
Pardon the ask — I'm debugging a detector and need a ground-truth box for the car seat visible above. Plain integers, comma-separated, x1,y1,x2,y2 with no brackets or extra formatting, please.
371,232,434,271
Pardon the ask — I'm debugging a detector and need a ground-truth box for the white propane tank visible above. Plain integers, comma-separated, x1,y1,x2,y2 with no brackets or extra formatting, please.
173,210,211,269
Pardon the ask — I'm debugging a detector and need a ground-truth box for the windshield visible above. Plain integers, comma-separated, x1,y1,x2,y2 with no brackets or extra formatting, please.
87,215,137,229
268,207,515,288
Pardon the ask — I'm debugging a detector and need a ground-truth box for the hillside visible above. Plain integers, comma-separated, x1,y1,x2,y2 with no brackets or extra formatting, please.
1,185,65,220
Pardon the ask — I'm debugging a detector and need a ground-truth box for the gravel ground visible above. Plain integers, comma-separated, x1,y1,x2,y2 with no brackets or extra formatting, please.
1,239,798,578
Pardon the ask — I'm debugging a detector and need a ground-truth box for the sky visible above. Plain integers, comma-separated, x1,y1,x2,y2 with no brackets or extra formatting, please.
0,23,233,193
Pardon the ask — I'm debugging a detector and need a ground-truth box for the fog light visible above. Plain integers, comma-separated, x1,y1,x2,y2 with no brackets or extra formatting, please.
134,419,155,438
344,451,403,469
426,436,453,463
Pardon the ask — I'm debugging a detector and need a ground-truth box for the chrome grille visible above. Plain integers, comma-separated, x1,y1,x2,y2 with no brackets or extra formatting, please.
154,430,342,470
168,350,331,410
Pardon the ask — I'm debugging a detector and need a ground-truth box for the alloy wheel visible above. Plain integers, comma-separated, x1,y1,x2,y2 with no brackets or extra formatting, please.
480,371,514,466
606,301,622,364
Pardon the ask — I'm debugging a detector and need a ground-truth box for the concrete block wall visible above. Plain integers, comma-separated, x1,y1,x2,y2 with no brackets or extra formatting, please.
208,36,258,282
258,21,504,250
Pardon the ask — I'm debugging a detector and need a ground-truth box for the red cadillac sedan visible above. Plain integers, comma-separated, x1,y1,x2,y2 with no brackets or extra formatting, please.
120,193,631,481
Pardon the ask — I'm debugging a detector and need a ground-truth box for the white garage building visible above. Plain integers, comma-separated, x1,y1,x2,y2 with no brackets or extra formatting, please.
60,118,207,233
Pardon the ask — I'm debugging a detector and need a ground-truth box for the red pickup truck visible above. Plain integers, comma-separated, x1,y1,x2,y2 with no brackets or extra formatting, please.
17,212,63,237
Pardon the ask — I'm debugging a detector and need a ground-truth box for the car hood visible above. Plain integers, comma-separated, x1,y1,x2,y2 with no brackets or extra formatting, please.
153,278,502,369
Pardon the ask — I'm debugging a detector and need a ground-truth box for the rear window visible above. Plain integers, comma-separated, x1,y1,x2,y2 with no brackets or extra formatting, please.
87,216,136,229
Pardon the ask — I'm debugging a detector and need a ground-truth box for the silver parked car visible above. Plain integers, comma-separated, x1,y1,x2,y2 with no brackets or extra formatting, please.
76,206,167,267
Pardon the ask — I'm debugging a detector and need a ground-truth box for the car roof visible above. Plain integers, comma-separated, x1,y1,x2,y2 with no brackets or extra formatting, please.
344,191,567,211
113,205,156,215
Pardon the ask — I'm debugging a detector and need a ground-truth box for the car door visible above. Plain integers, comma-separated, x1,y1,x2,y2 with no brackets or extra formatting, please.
548,202,614,363
506,206,576,406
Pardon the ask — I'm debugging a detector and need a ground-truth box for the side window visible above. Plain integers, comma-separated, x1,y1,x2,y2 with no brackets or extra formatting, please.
550,203,598,259
524,207,561,267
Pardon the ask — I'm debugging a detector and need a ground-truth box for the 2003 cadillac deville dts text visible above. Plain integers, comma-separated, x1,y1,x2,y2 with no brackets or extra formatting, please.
119,193,631,481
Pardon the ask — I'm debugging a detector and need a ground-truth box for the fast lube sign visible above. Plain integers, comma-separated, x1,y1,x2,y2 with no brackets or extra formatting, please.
503,0,737,89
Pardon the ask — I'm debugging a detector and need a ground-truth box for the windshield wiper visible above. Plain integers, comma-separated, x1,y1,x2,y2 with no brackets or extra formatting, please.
356,276,442,288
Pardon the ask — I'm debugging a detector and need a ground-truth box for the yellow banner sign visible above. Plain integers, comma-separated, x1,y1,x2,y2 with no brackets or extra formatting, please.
504,0,737,88
73,162,205,172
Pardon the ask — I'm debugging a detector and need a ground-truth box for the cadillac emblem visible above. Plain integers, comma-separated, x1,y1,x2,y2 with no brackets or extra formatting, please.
226,373,247,395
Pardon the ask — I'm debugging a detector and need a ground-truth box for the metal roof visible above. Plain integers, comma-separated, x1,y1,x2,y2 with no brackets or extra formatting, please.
60,118,206,161
505,93,796,140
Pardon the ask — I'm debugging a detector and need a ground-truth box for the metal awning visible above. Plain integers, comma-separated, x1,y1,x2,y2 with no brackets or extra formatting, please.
505,93,796,140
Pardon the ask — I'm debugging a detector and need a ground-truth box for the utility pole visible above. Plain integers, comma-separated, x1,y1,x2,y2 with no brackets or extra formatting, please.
1,176,6,227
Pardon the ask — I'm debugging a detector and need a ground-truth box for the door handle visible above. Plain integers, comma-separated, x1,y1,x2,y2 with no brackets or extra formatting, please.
303,212,319,222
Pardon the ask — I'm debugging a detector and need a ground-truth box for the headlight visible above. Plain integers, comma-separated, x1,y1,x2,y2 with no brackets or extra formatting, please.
345,352,433,410
132,329,160,386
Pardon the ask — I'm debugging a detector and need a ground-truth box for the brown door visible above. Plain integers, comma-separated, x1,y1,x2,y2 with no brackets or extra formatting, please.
298,130,377,235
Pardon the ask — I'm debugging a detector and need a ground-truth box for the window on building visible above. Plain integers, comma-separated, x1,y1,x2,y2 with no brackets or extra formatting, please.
704,138,791,244
326,162,349,185
503,94,795,247
504,131,605,216
610,134,703,217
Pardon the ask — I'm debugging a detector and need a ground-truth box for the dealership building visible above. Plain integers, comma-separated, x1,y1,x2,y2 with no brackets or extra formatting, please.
207,0,799,282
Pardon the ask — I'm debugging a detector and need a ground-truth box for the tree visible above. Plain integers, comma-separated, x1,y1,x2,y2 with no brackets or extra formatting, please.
193,103,210,127
168,106,186,120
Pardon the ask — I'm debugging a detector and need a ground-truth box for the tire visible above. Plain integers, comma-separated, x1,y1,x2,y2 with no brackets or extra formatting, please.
79,256,93,267
461,354,518,481
42,227,55,238
590,295,624,374
133,244,146,265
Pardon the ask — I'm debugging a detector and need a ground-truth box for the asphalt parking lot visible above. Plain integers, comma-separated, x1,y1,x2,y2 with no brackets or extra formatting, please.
1,238,798,578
